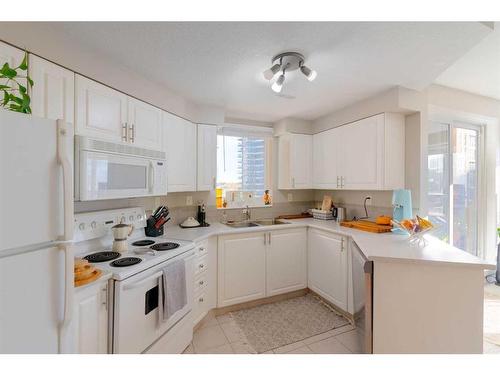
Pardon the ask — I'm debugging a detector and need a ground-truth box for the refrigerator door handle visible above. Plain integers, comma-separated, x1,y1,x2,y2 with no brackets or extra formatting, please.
56,120,74,352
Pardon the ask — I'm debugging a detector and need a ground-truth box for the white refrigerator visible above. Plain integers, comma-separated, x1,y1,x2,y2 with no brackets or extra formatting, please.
0,110,74,353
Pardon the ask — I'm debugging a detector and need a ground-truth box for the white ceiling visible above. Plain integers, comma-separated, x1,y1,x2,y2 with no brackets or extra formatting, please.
435,23,500,101
48,22,490,122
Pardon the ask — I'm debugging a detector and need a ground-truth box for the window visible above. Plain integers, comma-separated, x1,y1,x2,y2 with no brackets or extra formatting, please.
427,120,482,255
216,127,272,208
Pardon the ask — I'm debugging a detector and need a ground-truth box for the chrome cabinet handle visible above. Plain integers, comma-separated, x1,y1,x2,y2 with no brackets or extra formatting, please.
264,233,267,245
292,177,295,188
213,177,216,190
268,232,271,244
336,176,340,188
341,176,345,188
122,123,127,141
129,123,135,143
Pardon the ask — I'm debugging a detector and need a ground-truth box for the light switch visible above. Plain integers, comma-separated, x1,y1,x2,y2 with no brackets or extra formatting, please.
287,193,293,202
186,196,193,205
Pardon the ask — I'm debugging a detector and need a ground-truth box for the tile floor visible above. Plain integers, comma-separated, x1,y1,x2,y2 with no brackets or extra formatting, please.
183,312,360,354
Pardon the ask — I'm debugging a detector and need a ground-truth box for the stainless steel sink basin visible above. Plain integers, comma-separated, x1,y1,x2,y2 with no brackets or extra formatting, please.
224,219,289,228
252,219,289,226
225,221,260,228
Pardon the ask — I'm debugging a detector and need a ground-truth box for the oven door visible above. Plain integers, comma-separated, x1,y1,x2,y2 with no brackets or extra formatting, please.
79,150,157,201
113,252,195,354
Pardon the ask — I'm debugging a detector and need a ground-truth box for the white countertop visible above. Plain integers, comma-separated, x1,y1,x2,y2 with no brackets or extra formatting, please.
164,218,495,270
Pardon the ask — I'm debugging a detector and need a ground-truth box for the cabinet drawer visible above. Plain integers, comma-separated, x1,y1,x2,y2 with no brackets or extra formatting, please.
195,240,208,258
195,255,208,276
194,272,208,295
193,291,209,325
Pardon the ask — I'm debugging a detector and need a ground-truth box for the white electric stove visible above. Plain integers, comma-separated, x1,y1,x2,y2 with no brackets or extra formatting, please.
73,207,196,354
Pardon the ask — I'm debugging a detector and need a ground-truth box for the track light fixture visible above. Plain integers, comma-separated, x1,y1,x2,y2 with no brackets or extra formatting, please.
262,52,317,93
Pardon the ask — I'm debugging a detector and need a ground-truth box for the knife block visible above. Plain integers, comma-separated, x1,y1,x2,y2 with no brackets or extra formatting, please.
145,217,164,237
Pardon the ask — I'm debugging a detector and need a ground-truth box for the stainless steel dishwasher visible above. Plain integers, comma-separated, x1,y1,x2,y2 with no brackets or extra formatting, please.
351,241,374,354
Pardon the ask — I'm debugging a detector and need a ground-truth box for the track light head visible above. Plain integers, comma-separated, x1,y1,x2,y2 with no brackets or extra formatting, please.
263,63,282,81
271,73,285,93
300,64,317,81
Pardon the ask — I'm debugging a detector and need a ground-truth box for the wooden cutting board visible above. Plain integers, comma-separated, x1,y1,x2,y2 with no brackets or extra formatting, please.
340,220,393,233
74,269,102,287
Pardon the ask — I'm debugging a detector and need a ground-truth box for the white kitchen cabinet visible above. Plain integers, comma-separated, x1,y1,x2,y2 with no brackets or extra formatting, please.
278,133,313,189
266,228,307,296
127,97,163,150
308,228,348,311
197,124,217,191
75,75,128,142
312,113,404,190
192,237,217,325
313,127,340,189
163,112,197,192
0,42,25,89
29,55,74,123
218,231,267,307
69,280,109,354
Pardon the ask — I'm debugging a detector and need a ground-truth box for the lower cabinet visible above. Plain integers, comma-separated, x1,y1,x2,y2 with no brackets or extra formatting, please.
217,228,307,307
218,231,267,307
68,279,109,353
266,228,307,296
308,228,348,311
192,237,217,325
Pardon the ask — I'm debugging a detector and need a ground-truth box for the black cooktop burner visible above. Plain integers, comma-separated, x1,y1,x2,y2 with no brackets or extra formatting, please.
84,251,121,263
132,240,155,247
150,242,180,251
110,257,142,267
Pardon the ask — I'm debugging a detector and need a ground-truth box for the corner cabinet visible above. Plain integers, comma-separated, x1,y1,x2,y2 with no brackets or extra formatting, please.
308,228,348,311
163,112,197,192
217,228,307,307
278,133,313,189
312,113,405,190
127,97,163,151
197,124,217,191
29,55,75,123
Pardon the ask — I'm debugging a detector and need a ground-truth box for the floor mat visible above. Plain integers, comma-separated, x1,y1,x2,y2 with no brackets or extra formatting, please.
230,293,350,353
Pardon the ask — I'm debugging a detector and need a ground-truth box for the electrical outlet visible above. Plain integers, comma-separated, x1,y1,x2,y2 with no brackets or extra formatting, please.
154,197,161,208
287,193,293,202
186,196,193,206
365,196,373,205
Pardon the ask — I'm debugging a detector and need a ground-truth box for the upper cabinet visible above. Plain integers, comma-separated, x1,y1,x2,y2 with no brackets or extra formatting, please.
278,133,313,189
29,55,74,123
75,75,162,151
0,42,25,88
75,75,128,143
312,113,405,190
197,124,217,191
127,97,163,150
163,112,197,192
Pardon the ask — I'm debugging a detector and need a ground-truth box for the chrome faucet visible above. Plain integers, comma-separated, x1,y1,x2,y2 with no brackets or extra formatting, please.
242,205,251,221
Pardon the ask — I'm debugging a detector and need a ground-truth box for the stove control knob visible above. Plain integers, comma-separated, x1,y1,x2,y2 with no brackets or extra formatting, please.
78,223,86,231
121,216,126,223
129,215,134,222
91,221,97,229
137,214,142,220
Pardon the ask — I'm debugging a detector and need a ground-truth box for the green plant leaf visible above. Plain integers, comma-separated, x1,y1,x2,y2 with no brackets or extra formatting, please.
18,53,28,71
0,85,9,90
11,95,23,105
27,76,34,87
2,90,9,105
0,63,17,79
19,85,27,94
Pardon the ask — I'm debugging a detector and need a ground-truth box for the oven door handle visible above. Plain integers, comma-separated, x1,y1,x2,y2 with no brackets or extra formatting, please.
123,271,163,291
148,161,155,193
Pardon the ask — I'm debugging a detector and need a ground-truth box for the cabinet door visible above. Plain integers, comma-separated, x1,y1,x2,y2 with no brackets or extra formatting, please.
266,228,307,296
73,283,108,354
75,75,128,142
127,97,163,150
218,232,267,307
197,124,217,191
308,229,348,310
163,112,197,192
30,55,74,123
290,134,312,189
313,128,339,189
0,42,25,90
339,114,384,190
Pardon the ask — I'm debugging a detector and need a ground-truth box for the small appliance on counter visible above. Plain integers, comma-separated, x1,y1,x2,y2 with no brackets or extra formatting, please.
112,219,135,252
332,206,346,222
145,205,171,237
392,189,412,233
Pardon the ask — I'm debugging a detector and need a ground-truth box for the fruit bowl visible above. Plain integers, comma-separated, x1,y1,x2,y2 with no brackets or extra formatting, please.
391,216,435,246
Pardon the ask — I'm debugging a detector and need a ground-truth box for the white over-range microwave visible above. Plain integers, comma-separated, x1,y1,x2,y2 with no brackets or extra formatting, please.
75,136,167,201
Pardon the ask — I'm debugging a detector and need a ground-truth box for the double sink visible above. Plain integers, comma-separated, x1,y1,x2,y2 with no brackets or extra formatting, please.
225,218,290,228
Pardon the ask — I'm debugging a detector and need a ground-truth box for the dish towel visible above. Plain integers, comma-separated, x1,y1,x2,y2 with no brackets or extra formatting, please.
161,258,187,321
